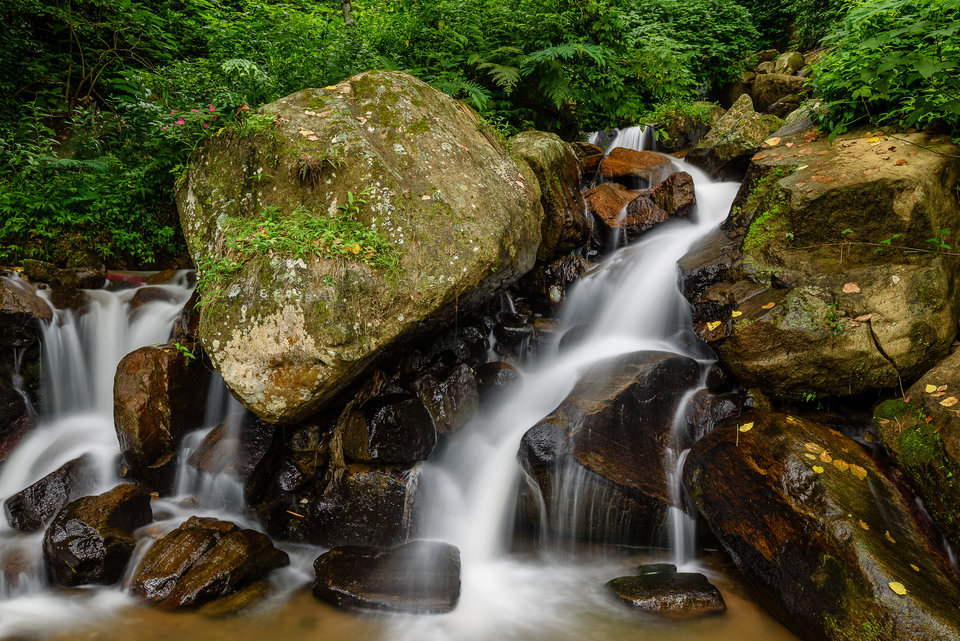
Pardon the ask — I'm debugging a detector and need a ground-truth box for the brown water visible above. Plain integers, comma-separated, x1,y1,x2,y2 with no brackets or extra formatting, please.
39,552,799,641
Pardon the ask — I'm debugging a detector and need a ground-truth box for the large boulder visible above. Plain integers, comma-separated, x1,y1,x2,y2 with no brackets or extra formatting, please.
686,129,960,399
751,74,807,113
873,349,960,552
591,171,696,243
0,276,48,434
130,516,288,609
686,94,783,180
313,541,461,613
42,484,153,587
599,148,673,186
4,455,97,532
606,572,726,619
114,343,212,492
519,351,700,542
187,414,281,503
178,70,546,424
0,276,51,348
509,131,591,260
684,411,960,641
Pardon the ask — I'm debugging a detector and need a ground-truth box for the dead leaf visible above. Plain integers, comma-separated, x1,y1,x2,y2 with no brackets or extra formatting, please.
850,464,868,480
867,136,881,143
833,459,849,472
805,453,817,460
762,302,776,310
764,137,782,147
739,422,754,433
842,282,861,294
854,314,873,322
863,168,880,176
813,465,825,474
786,142,795,148
941,397,958,407
819,451,833,463
937,385,948,392
859,520,870,530
731,310,743,318
786,416,800,423
885,531,896,543
910,564,920,572
888,581,907,596
925,384,938,394
804,131,819,143
706,320,722,331
805,442,825,454
797,164,809,170
306,135,318,141
752,152,768,161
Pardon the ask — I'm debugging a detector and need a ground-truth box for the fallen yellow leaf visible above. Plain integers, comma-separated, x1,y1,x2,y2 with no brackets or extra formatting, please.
731,310,743,318
706,320,722,331
764,136,782,147
938,385,949,392
941,397,958,407
854,314,873,322
925,384,938,394
885,531,896,543
813,465,825,474
850,464,868,480
833,459,849,472
739,422,754,433
859,520,870,530
805,453,817,460
805,443,825,454
888,581,907,595
786,415,799,423
842,282,861,294
819,451,833,463
761,302,776,310
867,136,881,143
910,564,920,572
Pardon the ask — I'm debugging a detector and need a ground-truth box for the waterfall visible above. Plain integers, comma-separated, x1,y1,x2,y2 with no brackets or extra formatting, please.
403,149,739,641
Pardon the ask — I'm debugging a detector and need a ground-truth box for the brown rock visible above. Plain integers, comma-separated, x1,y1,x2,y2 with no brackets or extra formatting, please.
571,141,604,175
751,74,807,113
187,415,281,503
411,363,479,435
606,572,726,618
342,394,436,463
4,455,97,532
584,183,640,220
131,516,288,609
42,484,153,587
114,343,212,493
0,276,52,348
599,148,672,186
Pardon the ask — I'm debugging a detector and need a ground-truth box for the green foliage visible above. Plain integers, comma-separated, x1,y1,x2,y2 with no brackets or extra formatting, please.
195,190,399,304
812,0,960,138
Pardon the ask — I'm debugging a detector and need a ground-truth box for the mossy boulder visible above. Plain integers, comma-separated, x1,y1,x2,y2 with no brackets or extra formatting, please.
177,70,544,424
686,94,783,180
509,131,590,261
684,411,960,641
874,349,960,552
686,128,960,400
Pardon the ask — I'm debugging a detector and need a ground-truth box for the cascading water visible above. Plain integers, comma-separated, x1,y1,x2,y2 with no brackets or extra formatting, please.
402,131,741,641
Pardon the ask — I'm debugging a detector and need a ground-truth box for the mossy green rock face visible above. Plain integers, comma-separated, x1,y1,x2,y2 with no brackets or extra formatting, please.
177,71,543,423
684,411,960,641
874,349,960,552
690,128,960,399
686,94,783,179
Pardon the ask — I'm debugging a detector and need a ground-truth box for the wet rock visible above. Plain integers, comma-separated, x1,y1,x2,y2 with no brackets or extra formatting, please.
173,290,201,345
683,390,745,445
751,74,807,113
411,364,479,435
295,464,423,548
128,286,180,309
20,259,58,283
131,516,288,609
599,148,672,187
510,131,591,261
678,229,739,306
4,455,98,532
145,269,180,286
593,172,696,243
114,342,212,493
0,415,33,465
197,580,271,618
686,94,782,180
518,254,591,314
874,348,960,551
188,415,282,503
642,171,696,219
571,142,604,175
0,276,52,348
287,421,332,481
704,364,731,392
343,394,436,463
181,71,545,424
773,51,804,75
607,573,725,618
522,351,700,542
476,361,519,404
313,541,461,614
42,484,153,587
699,129,960,399
584,183,640,221
637,562,677,575
684,411,960,641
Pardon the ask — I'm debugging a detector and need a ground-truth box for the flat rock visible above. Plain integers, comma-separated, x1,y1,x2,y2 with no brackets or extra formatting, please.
607,572,725,618
599,148,672,186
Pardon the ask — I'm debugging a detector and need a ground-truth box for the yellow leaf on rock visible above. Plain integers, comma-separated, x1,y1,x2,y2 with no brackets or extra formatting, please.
938,385,949,392
764,137,782,147
940,397,958,407
854,314,873,322
850,464,868,480
833,459,849,472
859,520,870,530
805,443,825,454
739,422,754,433
786,415,799,423
819,451,833,463
805,453,817,460
706,321,722,331
885,531,896,543
910,564,920,572
813,466,825,474
761,302,776,310
888,581,907,595
925,384,938,394
731,310,743,318
867,136,881,143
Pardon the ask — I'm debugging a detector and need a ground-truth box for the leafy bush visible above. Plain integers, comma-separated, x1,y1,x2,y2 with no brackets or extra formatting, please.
812,0,960,137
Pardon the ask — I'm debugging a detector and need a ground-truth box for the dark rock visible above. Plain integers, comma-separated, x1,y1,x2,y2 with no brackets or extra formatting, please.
751,74,807,113
476,361,519,404
599,148,673,187
297,464,423,548
643,171,696,219
518,254,591,314
4,455,98,531
637,562,677,575
558,324,590,351
677,228,739,305
130,516,288,609
518,422,568,477
0,276,52,348
571,142,604,175
197,580,271,618
313,541,461,614
606,573,725,618
129,286,179,309
684,411,960,641
188,415,282,504
42,484,153,587
411,363,479,435
20,259,58,283
766,94,803,119
343,394,436,463
287,421,332,481
114,343,212,493
145,269,180,285
704,364,731,392
0,415,33,465
683,390,745,445
173,290,202,345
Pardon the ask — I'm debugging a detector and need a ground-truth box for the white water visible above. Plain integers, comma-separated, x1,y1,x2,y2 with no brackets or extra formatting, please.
403,133,740,641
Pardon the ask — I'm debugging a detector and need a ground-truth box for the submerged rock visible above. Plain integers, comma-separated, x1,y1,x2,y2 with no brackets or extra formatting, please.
131,516,288,609
42,484,152,587
4,455,97,532
606,572,726,618
114,342,212,493
684,411,960,641
313,541,461,613
179,70,548,424
874,348,960,552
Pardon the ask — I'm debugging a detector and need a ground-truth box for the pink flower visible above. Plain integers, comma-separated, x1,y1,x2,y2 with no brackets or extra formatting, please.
170,110,179,114
175,119,185,125
191,109,198,113
208,104,214,112
203,123,209,128
162,125,168,130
